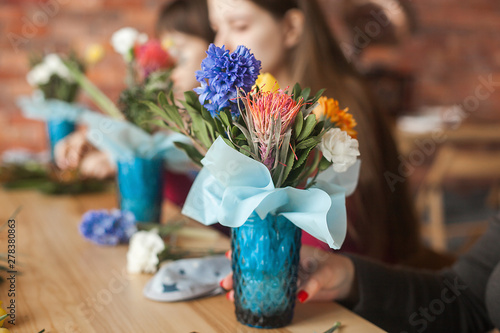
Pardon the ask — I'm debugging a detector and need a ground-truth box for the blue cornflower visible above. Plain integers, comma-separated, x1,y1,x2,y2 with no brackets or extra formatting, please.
194,44,261,116
79,209,137,245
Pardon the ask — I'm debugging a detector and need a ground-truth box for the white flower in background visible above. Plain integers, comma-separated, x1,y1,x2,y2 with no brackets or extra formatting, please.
111,27,148,60
44,54,72,80
320,128,360,173
127,229,165,274
26,65,51,86
26,53,73,86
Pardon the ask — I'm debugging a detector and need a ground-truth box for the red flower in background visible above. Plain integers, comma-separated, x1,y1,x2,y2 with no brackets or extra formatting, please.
134,39,174,77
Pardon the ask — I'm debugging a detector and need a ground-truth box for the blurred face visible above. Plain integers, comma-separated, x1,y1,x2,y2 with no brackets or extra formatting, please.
161,31,208,99
207,0,289,78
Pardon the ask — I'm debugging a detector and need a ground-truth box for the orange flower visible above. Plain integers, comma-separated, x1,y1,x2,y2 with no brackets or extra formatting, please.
313,96,357,139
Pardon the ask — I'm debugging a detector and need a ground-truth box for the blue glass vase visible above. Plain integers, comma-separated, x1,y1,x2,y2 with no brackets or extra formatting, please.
231,212,302,328
46,119,75,160
116,157,164,223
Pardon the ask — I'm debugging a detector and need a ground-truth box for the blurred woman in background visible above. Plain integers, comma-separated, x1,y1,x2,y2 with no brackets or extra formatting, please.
208,0,453,268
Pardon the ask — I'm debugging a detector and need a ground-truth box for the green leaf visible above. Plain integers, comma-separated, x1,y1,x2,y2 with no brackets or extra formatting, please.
233,123,257,155
174,141,203,166
213,117,226,137
222,138,236,149
158,91,169,109
296,136,320,150
273,128,291,187
292,145,315,170
218,111,230,128
291,83,302,100
283,160,308,187
142,100,165,118
296,115,317,142
313,88,326,102
239,145,251,156
318,156,333,171
293,112,303,139
184,90,200,107
301,87,311,102
281,146,296,184
183,104,212,148
313,120,326,136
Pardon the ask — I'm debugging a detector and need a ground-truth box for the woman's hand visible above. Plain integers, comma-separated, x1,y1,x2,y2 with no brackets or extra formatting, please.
219,246,357,304
295,245,356,303
79,151,116,179
54,130,92,169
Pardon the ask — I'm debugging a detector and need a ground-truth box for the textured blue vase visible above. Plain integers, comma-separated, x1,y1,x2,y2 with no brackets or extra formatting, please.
116,157,164,223
46,119,76,160
231,212,302,328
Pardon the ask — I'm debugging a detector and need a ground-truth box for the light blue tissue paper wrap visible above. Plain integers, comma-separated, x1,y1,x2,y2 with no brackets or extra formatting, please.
79,111,192,172
17,91,84,121
182,137,360,250
18,92,192,172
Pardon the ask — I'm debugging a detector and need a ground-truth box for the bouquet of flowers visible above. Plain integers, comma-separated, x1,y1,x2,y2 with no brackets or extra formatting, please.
146,44,360,328
112,27,175,133
27,52,84,103
63,27,176,132
147,43,358,188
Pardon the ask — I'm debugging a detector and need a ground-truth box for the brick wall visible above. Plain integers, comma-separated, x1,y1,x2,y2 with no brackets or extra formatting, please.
355,0,500,121
1,0,499,153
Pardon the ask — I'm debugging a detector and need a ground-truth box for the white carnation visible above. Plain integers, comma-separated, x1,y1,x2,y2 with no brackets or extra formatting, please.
127,229,165,274
26,64,51,86
44,54,73,82
320,128,360,173
26,53,73,86
111,27,146,58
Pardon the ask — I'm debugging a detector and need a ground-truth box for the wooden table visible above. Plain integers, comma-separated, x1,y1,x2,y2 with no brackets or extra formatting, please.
0,189,384,332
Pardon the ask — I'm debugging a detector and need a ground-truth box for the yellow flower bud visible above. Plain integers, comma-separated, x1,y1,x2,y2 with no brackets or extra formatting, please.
254,73,280,93
85,44,105,65
161,37,174,50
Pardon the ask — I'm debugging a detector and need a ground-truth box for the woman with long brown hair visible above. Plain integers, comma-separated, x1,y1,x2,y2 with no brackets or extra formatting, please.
208,0,450,266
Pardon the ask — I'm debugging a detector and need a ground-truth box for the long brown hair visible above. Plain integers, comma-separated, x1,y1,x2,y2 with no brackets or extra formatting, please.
156,0,215,43
251,0,421,262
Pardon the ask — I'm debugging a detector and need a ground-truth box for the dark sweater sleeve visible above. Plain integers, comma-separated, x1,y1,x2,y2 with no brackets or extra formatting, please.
342,215,500,333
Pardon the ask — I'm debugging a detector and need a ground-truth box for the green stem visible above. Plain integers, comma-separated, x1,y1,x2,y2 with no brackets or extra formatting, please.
64,61,124,120
323,321,341,333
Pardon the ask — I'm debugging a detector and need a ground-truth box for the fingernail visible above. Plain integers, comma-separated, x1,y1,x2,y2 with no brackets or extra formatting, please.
297,290,308,303
219,279,225,290
225,291,231,300
225,250,231,259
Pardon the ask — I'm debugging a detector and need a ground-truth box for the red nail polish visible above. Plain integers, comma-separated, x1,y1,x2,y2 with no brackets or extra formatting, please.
225,250,231,259
219,280,225,289
225,292,231,300
297,290,308,303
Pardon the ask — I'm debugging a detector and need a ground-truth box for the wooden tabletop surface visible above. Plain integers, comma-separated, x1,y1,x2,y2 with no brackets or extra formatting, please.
0,188,385,333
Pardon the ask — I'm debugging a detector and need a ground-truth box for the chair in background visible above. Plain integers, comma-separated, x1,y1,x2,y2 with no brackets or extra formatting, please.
416,125,500,253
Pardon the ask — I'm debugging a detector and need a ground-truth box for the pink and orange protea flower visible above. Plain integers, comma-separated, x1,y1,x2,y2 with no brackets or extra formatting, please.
241,89,304,169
